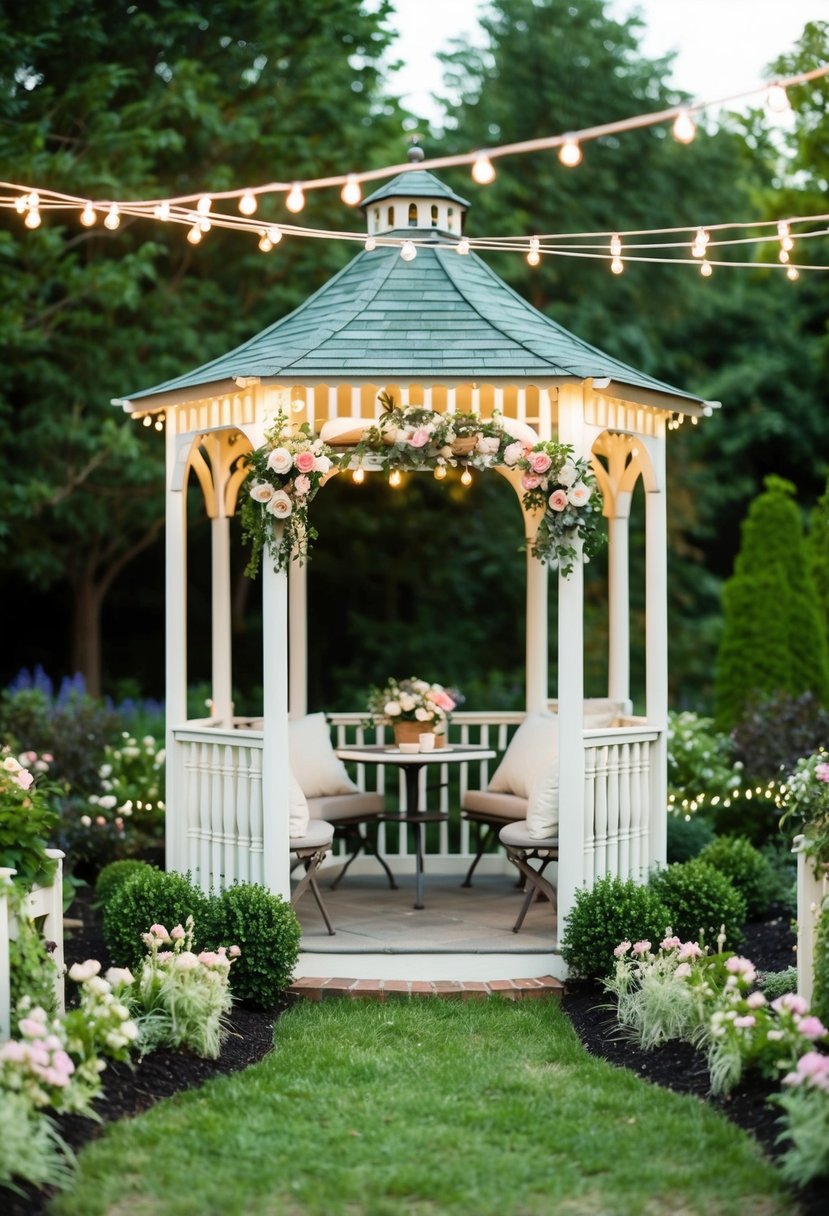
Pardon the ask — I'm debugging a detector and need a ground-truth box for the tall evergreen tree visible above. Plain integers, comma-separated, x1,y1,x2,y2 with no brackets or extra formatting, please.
714,476,829,728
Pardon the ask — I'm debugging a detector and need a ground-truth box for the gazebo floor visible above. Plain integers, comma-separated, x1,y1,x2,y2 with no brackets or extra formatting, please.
292,864,564,988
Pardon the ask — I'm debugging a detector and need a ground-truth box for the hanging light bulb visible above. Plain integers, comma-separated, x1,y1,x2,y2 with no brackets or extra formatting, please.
285,183,305,213
460,467,473,486
527,237,540,267
610,256,624,275
691,227,709,257
258,232,273,252
700,260,713,277
434,464,447,481
778,248,789,264
24,206,42,229
239,190,257,216
266,225,282,245
291,397,305,413
197,195,212,215
80,202,96,227
559,137,582,167
340,175,362,206
787,266,800,281
400,240,417,262
766,82,791,113
672,109,696,144
777,219,790,239
388,469,402,488
456,237,470,255
154,201,171,221
104,204,120,230
365,235,377,252
352,467,365,484
154,417,164,431
142,415,153,428
14,194,27,214
610,233,622,258
471,152,496,185
187,223,202,245
198,217,212,233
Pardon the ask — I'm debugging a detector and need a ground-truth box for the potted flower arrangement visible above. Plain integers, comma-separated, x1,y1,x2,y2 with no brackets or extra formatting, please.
780,749,829,870
503,439,605,575
241,411,338,575
365,678,462,747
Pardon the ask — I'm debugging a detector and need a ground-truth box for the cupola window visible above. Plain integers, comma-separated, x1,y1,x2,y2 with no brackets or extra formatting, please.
430,205,438,227
408,203,418,226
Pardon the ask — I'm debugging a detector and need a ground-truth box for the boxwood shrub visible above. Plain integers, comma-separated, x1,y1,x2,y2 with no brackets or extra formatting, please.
650,858,746,950
94,859,156,908
697,835,775,919
203,883,301,1009
559,875,672,980
102,868,209,970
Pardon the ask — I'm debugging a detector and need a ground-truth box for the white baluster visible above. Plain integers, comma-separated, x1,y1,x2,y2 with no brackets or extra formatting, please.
222,744,237,890
249,748,265,885
236,747,252,884
210,744,224,890
606,745,620,878
618,744,632,878
198,746,212,892
593,746,608,878
583,746,597,881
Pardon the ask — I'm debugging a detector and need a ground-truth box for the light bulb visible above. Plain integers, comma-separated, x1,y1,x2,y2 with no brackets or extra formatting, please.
559,138,582,167
691,227,708,257
400,240,417,262
781,235,794,252
766,83,790,113
27,191,39,210
286,183,305,213
787,266,800,281
154,418,164,431
389,469,402,488
25,207,41,229
672,109,696,144
80,202,96,227
187,223,202,244
154,201,171,221
197,195,212,215
611,256,624,275
198,217,212,233
142,415,153,428
471,153,496,185
777,220,790,239
267,225,282,245
104,204,120,230
352,467,365,484
700,260,713,277
527,237,540,267
239,190,257,216
341,175,362,206
610,233,622,258
778,248,789,264
258,233,273,252
365,235,377,252
14,195,27,214
291,398,305,413
434,464,447,480
456,238,470,255
460,467,472,486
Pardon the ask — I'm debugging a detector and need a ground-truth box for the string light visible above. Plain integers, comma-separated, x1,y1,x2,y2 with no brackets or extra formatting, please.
610,255,624,275
787,266,800,281
388,469,402,488
471,152,496,184
778,248,789,264
340,175,362,206
14,194,27,214
187,223,202,244
434,464,447,480
400,240,417,262
672,109,696,144
80,202,96,227
766,82,791,113
198,217,212,233
691,227,709,257
24,206,41,229
239,190,257,216
559,137,582,167
285,183,305,213
610,233,622,258
104,204,120,230
456,237,470,255
258,232,274,252
700,259,713,277
352,466,365,484
460,467,473,486
365,236,377,252
527,236,540,267
197,195,212,215
153,201,170,221
142,415,153,428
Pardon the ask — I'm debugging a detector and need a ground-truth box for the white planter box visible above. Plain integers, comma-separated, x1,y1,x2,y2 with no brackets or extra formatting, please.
0,850,65,1042
794,835,829,1008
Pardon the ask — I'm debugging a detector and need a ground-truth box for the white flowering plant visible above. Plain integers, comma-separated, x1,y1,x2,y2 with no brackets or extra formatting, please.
0,746,59,890
87,731,166,849
241,411,337,576
364,677,461,731
779,749,829,868
503,439,604,575
126,916,240,1059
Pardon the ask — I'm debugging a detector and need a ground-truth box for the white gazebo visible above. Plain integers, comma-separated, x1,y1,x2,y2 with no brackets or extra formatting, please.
115,160,713,981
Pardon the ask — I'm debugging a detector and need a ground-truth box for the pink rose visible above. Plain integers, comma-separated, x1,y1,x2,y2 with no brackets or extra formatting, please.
548,489,568,512
408,428,430,448
294,450,315,473
521,472,542,490
294,474,311,496
631,940,651,956
815,762,829,783
14,768,34,790
529,451,552,474
796,1016,827,1040
426,689,456,712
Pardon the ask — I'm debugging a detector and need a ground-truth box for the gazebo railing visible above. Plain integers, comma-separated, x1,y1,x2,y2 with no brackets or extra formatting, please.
170,712,661,893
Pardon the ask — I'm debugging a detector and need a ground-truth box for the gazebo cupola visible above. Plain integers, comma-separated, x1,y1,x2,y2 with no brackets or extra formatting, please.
362,149,468,237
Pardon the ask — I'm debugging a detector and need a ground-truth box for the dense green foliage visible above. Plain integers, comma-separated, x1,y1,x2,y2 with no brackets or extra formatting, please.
203,883,301,1008
94,858,156,907
6,892,60,1032
697,835,775,919
714,477,829,729
812,899,829,1028
102,868,209,970
650,860,746,950
731,690,829,781
666,814,716,863
559,875,672,980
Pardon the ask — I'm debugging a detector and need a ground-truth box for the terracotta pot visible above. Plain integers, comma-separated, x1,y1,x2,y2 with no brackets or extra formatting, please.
393,720,427,746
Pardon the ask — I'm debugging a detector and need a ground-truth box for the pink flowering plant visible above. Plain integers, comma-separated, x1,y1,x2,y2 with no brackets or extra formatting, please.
126,916,240,1059
0,745,59,889
241,410,337,576
779,748,829,868
775,1050,829,1185
365,676,461,734
606,934,711,1049
502,439,604,575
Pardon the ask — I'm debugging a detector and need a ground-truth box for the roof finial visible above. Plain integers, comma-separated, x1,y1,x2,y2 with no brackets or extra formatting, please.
407,139,425,163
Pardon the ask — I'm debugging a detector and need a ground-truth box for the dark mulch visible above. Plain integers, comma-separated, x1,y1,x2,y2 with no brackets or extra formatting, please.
7,898,823,1214
562,907,824,1216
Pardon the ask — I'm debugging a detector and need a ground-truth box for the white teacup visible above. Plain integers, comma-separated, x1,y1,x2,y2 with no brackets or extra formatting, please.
418,732,436,752
398,742,420,754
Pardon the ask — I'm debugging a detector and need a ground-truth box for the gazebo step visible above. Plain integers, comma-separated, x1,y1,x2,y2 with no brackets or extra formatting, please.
288,975,565,1002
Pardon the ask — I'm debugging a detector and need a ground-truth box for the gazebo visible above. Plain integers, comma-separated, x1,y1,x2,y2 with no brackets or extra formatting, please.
116,157,713,981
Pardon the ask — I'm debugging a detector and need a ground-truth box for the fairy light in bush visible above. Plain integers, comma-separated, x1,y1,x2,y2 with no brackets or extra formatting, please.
559,137,582,167
433,464,447,481
285,182,305,213
672,109,696,144
471,152,496,184
340,175,362,206
460,467,473,486
766,81,791,113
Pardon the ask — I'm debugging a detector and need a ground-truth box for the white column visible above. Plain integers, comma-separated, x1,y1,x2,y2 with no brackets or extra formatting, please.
0,868,14,1041
645,438,668,868
555,385,587,929
525,539,548,712
289,560,308,718
607,505,631,707
261,548,291,897
211,515,233,726
166,427,189,873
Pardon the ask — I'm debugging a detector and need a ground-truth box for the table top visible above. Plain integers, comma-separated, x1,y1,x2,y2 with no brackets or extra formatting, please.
336,743,496,765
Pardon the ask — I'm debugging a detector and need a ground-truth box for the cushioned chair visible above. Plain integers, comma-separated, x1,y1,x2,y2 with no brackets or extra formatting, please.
498,821,559,933
289,713,395,890
290,819,336,935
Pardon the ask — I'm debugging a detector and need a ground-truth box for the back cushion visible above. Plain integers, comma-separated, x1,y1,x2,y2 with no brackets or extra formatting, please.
288,712,358,800
526,763,559,839
289,772,310,838
488,712,558,800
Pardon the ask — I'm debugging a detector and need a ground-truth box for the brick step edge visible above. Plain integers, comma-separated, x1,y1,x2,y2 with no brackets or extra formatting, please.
288,976,565,1002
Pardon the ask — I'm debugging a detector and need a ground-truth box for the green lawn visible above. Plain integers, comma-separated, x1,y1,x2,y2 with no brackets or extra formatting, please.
51,998,796,1216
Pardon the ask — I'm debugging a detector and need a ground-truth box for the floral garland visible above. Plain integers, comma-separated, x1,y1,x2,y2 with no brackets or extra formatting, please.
503,438,605,575
241,412,337,576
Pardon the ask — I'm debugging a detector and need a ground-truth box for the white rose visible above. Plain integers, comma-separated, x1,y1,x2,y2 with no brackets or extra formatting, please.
249,480,274,503
68,960,102,984
567,482,591,507
384,700,402,717
399,694,416,712
266,490,293,518
2,756,20,773
393,427,409,444
99,794,118,810
105,968,134,989
415,707,432,722
476,436,501,455
503,441,524,466
314,454,332,474
557,461,578,487
266,447,293,474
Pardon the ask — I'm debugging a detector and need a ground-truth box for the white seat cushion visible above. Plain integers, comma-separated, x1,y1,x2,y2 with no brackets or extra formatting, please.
499,820,558,850
318,417,370,446
290,819,335,850
461,789,528,821
289,713,359,799
307,791,385,823
488,712,558,800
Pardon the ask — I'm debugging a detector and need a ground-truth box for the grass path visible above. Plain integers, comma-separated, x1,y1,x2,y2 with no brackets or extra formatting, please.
51,998,796,1216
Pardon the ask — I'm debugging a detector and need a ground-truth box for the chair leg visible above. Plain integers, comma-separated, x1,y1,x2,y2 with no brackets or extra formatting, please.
461,823,493,887
292,847,336,935
329,825,397,891
504,847,558,933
